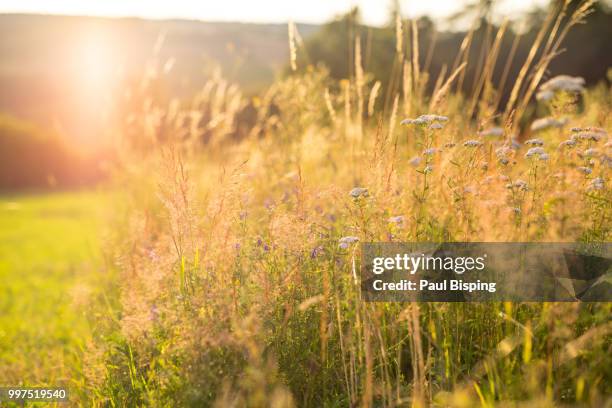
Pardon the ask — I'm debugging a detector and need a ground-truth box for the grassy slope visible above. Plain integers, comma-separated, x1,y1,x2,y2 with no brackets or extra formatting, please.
0,190,109,389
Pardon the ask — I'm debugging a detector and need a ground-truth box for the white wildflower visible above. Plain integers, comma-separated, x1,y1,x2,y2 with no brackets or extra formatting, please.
479,127,504,137
423,148,438,155
349,187,369,198
510,138,521,150
339,236,359,249
585,127,606,134
536,75,585,101
514,179,528,190
401,114,448,126
507,179,528,191
525,147,546,158
535,90,555,101
419,114,449,122
525,138,544,146
577,166,592,175
496,145,514,165
539,153,550,161
388,215,404,224
463,140,483,147
572,132,605,142
401,118,427,125
587,177,605,191
495,146,512,157
429,122,444,130
409,156,422,167
559,139,577,148
583,148,600,157
424,165,433,174
530,117,568,132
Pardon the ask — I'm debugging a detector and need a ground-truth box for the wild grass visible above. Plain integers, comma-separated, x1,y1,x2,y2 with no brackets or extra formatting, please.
83,1,611,406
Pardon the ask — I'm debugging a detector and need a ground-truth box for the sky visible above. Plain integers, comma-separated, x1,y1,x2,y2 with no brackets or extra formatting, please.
0,0,549,26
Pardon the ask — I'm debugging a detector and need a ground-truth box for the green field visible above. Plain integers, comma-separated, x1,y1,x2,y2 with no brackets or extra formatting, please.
0,191,110,393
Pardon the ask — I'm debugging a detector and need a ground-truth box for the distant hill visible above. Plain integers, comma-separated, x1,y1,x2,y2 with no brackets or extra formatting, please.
2,9,610,147
0,14,318,143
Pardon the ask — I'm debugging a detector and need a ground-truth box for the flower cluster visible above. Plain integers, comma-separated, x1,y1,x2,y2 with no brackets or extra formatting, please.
495,146,514,165
463,140,483,147
506,179,529,191
577,166,592,175
525,147,547,159
536,75,585,101
478,127,504,137
401,114,449,126
559,139,577,148
531,117,568,132
338,236,359,249
525,138,544,146
349,187,369,199
571,127,607,142
388,215,404,225
588,177,605,191
409,156,422,167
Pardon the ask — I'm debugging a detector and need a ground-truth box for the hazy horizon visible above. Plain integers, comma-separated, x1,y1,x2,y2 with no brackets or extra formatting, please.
0,0,549,27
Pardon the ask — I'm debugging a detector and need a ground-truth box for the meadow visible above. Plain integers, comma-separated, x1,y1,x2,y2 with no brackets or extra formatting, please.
0,191,112,402
74,1,611,406
1,0,611,407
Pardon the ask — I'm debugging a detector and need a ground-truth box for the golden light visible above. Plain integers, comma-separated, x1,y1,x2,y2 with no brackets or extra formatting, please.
65,24,120,146
72,26,118,98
